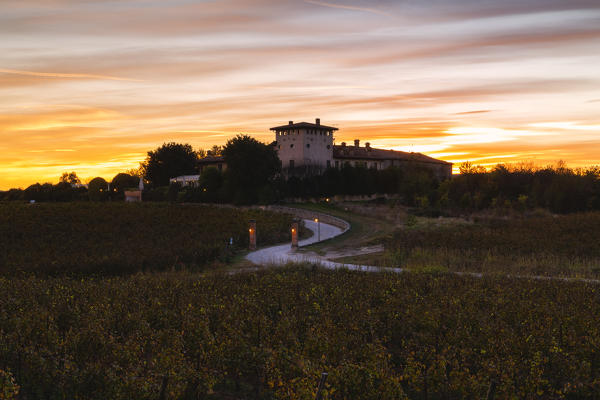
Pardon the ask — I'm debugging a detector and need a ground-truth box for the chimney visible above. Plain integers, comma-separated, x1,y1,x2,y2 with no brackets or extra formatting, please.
354,139,360,148
289,120,293,125
315,118,320,125
365,142,371,151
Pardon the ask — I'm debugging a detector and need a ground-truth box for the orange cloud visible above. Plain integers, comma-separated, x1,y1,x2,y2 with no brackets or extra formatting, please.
1,0,600,189
0,68,142,82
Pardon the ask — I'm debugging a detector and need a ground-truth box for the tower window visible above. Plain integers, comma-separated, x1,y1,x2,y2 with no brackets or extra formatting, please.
290,144,294,148
306,144,310,148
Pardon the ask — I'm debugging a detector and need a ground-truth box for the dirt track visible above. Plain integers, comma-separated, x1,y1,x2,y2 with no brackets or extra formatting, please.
245,218,403,273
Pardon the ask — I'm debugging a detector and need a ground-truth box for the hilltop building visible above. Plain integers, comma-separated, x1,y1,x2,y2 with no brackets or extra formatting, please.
193,119,452,182
271,119,337,171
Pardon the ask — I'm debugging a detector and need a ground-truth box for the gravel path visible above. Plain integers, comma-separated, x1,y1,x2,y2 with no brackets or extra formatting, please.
245,219,403,273
245,216,600,284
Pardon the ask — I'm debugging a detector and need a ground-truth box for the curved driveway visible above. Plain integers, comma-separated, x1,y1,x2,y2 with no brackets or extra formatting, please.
245,217,600,284
245,219,403,273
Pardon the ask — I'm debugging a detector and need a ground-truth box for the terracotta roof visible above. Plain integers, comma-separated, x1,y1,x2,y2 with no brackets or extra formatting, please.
333,145,451,165
197,155,224,164
270,121,338,131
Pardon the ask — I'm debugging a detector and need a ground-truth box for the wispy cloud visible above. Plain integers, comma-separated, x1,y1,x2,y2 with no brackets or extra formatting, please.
1,0,599,189
454,110,494,115
303,0,391,16
529,121,600,131
0,68,143,82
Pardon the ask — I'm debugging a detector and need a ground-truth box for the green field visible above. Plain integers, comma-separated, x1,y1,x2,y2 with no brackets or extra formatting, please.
0,203,293,275
2,268,600,399
324,208,600,279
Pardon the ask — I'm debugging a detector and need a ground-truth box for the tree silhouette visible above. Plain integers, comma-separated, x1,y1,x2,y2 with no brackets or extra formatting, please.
222,135,280,204
111,173,139,193
88,177,108,201
141,142,198,187
59,171,81,185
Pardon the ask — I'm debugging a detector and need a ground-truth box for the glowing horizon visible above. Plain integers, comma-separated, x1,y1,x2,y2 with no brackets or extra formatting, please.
1,0,599,189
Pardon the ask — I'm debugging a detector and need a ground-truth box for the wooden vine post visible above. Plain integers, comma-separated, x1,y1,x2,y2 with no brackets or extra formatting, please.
249,219,257,250
291,219,299,249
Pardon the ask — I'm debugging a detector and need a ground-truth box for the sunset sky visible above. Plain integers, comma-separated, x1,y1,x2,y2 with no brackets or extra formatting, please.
1,0,600,189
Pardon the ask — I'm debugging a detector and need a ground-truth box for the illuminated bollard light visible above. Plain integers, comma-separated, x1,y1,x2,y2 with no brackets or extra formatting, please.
314,217,320,242
291,219,299,249
248,219,257,250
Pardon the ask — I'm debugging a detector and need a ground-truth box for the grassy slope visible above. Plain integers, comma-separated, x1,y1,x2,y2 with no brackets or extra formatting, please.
285,202,396,253
329,208,600,279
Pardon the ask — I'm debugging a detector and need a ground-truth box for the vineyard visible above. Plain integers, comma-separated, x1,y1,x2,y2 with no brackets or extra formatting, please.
354,212,600,279
2,267,600,399
2,203,600,399
0,203,293,275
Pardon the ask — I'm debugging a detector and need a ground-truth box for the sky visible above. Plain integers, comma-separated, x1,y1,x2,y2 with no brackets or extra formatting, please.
1,0,599,189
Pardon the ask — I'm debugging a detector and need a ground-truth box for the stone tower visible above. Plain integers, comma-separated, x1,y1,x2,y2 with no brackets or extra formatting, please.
270,118,338,172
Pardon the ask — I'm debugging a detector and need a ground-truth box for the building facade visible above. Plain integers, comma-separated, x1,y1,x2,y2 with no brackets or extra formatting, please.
332,139,452,180
192,119,452,181
270,119,337,170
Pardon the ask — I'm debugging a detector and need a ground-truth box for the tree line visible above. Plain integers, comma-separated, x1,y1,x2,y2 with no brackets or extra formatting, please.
2,136,599,214
172,154,600,214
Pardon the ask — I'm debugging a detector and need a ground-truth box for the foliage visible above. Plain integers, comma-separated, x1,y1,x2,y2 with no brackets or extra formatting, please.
0,369,19,400
221,135,280,204
2,268,600,399
88,177,108,201
180,167,225,203
59,171,81,185
198,145,223,158
0,189,23,201
111,173,140,196
0,203,293,275
141,142,198,187
443,162,600,213
379,212,600,278
279,163,437,205
125,167,143,178
4,154,599,213
21,182,86,202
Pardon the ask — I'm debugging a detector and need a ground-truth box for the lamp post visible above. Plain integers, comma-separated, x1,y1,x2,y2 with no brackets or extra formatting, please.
248,219,256,250
291,219,299,249
314,217,320,242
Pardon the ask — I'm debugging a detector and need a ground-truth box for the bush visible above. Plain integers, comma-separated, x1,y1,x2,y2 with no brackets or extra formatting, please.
88,177,108,201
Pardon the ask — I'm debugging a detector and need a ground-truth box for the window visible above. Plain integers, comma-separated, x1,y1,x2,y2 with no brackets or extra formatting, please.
218,163,222,171
306,144,310,148
289,160,294,169
326,160,331,168
326,145,331,149
290,144,294,148
335,160,339,168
